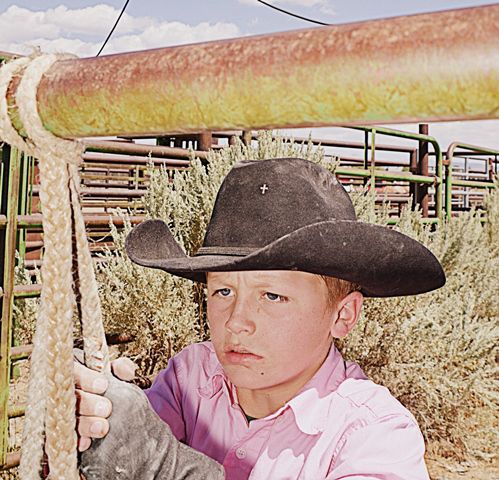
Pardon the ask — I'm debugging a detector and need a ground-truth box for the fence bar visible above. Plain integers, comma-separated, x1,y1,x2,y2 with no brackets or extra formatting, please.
351,125,443,218
239,132,418,154
335,167,435,184
452,179,495,189
84,141,206,160
13,284,42,298
0,214,144,229
338,156,411,167
445,142,499,219
6,5,499,138
0,146,20,465
0,451,19,470
7,406,24,419
83,152,191,166
10,344,33,361
417,124,430,216
9,333,134,364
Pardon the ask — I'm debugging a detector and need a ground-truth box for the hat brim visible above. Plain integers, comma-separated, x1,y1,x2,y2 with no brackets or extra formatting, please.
125,219,445,297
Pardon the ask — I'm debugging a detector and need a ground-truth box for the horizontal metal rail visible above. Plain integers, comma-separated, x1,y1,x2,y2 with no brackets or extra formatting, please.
0,52,16,62
84,141,207,160
452,179,496,189
5,5,499,138
30,185,146,198
7,406,24,419
0,214,144,229
9,344,34,360
0,451,19,471
9,333,134,363
238,132,417,154
335,167,435,184
83,152,191,166
338,156,411,167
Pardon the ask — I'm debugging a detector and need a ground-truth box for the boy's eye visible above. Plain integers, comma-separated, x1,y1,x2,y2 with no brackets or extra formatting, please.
264,292,287,302
215,288,232,297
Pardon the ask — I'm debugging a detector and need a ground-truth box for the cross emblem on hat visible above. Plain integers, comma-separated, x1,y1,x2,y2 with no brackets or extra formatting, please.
260,184,269,194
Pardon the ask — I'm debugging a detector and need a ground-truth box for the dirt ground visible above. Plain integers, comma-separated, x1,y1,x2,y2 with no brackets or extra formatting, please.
427,459,499,480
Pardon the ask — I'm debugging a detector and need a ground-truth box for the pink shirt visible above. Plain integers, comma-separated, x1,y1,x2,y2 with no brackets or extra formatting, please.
146,342,430,480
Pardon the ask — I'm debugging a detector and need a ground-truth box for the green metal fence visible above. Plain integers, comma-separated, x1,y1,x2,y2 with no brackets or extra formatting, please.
445,142,498,220
0,145,30,470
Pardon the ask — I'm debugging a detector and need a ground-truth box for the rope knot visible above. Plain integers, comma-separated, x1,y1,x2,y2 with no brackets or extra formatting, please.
0,53,84,163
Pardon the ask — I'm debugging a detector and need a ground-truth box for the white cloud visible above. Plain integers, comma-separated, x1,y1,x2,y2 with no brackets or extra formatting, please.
0,5,60,44
43,4,152,37
104,22,240,53
1,37,95,58
239,0,336,18
0,4,240,58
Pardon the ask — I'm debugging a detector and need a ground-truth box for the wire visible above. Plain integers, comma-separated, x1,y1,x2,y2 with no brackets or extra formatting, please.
96,0,131,56
256,0,330,26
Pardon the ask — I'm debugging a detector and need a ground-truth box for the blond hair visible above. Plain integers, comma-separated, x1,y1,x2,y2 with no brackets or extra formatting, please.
320,275,362,310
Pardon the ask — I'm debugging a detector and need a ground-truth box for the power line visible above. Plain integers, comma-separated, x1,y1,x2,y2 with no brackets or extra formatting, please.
96,0,131,56
256,0,330,26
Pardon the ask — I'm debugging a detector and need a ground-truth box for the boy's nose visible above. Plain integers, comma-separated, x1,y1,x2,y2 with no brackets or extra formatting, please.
225,297,256,335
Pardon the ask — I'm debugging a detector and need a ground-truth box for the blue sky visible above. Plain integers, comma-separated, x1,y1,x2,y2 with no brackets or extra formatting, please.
0,1,497,149
3,1,494,38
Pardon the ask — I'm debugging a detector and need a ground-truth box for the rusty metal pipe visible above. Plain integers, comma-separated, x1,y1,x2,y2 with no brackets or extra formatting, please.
29,185,145,198
10,333,134,363
83,151,191,166
338,156,410,167
0,214,144,228
0,451,20,470
246,133,418,153
84,140,207,159
6,5,499,138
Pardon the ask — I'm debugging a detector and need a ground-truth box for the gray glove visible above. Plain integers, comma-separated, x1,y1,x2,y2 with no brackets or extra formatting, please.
80,375,225,479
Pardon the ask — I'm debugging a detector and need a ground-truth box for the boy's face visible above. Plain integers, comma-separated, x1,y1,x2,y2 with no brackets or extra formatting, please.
207,270,336,393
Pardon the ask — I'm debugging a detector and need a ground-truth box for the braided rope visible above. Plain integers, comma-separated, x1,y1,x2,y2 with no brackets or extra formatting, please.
0,54,109,479
68,164,109,373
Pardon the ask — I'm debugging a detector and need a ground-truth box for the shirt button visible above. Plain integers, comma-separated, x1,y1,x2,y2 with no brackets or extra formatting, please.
235,447,247,459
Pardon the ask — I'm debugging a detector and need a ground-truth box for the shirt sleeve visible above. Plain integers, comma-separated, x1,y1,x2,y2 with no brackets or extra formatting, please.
144,355,187,442
327,413,430,480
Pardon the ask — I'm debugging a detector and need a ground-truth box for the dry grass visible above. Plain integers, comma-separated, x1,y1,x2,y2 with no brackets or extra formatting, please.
11,133,498,476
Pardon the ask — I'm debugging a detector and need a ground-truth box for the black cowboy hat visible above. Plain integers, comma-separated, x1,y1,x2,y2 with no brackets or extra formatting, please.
125,158,445,297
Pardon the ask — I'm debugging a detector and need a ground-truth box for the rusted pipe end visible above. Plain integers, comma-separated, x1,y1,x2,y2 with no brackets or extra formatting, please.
5,71,26,137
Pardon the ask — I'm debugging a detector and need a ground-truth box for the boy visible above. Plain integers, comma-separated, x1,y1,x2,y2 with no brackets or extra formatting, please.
76,158,445,479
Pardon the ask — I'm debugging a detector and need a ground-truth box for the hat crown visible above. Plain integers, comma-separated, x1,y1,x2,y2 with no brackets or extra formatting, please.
203,158,356,250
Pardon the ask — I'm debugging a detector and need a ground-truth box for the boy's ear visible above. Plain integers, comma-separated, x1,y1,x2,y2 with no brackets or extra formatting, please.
330,291,363,338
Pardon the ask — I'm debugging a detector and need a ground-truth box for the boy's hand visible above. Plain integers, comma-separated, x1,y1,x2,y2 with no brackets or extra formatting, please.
79,376,225,479
74,356,137,452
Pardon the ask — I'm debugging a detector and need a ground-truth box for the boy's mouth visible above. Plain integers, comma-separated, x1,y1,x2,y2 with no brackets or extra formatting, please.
224,345,263,364
224,344,253,354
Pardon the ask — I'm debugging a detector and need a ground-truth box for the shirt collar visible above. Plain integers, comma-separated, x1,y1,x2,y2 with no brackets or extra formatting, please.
283,344,347,435
197,343,348,435
197,361,226,399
